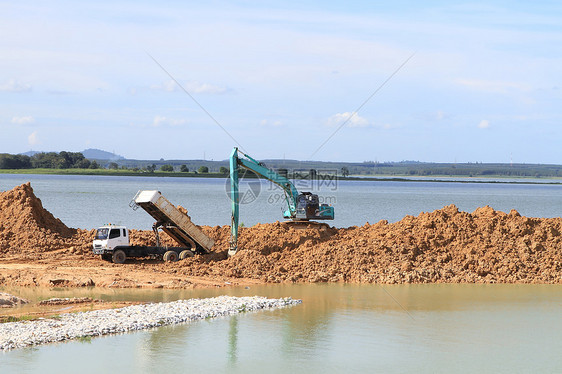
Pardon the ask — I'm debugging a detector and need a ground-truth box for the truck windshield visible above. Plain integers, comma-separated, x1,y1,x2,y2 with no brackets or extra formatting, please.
94,228,109,240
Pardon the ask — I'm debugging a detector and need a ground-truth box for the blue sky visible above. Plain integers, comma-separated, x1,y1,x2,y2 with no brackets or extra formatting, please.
1,1,561,163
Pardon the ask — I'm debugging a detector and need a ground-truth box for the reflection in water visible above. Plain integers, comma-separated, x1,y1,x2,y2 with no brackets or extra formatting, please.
228,316,238,365
279,287,334,361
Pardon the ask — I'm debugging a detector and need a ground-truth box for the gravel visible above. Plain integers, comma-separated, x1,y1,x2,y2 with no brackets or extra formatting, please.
0,296,301,351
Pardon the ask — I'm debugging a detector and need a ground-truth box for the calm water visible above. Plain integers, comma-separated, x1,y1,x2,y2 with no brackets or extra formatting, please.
1,284,561,374
0,174,561,373
0,174,560,229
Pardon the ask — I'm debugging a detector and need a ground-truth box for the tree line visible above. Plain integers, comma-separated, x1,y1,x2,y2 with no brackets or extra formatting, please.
0,152,99,169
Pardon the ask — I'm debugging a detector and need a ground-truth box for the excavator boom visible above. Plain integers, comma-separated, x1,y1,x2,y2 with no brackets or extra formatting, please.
229,147,334,256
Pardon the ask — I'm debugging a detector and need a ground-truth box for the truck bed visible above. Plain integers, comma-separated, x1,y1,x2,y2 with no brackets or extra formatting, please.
133,190,214,253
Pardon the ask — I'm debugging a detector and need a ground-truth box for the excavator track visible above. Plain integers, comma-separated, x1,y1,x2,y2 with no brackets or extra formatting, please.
281,220,332,230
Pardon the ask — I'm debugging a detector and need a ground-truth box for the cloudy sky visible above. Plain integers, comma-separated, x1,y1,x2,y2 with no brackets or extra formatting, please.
1,1,561,163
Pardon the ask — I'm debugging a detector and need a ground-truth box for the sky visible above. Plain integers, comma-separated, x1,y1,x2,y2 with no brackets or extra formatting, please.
1,1,561,163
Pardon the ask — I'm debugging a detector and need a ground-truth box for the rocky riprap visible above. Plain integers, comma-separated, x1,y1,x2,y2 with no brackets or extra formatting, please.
0,296,301,350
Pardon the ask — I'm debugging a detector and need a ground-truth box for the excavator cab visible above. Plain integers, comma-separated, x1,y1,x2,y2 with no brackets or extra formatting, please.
295,192,334,220
296,192,319,219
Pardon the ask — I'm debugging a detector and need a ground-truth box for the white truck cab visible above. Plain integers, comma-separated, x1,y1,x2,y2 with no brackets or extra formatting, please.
93,225,129,254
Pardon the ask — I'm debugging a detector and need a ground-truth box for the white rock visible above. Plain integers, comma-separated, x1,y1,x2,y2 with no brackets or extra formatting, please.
0,296,301,350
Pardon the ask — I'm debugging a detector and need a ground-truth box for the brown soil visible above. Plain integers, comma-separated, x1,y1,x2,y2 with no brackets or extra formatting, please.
0,183,560,289
0,299,141,323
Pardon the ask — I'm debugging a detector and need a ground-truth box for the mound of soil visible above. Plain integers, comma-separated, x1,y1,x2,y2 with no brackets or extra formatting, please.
176,205,562,284
0,292,29,308
38,297,101,306
0,183,78,254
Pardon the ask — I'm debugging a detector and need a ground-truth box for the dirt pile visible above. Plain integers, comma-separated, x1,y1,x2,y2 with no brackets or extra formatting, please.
0,183,80,254
0,292,29,307
0,183,561,285
176,204,562,284
38,297,101,306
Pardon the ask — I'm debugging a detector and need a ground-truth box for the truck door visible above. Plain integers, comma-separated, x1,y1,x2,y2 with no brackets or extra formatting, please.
108,228,128,248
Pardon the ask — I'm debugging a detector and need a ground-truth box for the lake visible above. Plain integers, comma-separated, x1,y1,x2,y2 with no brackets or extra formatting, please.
0,174,561,229
0,174,561,373
1,284,561,374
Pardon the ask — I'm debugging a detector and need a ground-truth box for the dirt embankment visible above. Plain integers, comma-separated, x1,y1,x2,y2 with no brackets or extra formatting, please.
0,183,560,288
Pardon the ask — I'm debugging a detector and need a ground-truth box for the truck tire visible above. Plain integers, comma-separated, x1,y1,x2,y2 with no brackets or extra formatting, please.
112,250,126,264
179,250,194,260
163,250,178,262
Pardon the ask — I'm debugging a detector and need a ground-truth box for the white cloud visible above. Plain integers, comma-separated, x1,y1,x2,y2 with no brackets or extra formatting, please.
326,112,370,128
128,116,187,128
11,116,35,125
259,119,283,127
151,80,228,94
381,123,400,130
152,116,186,127
28,131,39,146
0,79,31,93
150,80,177,92
186,81,228,94
478,119,490,129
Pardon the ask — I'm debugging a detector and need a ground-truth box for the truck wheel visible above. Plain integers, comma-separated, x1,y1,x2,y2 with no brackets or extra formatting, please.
163,250,178,262
112,250,126,264
179,250,194,260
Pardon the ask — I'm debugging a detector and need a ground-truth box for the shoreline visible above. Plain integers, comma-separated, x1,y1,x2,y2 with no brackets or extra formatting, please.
1,170,560,185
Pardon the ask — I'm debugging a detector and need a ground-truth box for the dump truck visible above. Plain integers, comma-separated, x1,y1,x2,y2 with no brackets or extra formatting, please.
93,190,214,264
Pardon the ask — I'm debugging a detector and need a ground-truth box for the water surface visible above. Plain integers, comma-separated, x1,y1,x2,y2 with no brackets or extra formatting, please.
1,174,560,229
1,175,560,373
1,284,561,374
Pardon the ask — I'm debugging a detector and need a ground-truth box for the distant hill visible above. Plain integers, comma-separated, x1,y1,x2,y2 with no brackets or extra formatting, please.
82,148,124,160
20,150,43,156
19,148,124,161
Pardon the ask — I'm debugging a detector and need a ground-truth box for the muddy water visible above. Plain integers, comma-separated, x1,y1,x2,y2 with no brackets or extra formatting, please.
1,284,561,373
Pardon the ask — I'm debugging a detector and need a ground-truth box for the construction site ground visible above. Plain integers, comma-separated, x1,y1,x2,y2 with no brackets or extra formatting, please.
1,183,561,293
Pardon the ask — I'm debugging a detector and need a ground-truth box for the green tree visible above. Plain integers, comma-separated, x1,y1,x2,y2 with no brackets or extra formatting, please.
160,164,174,172
31,152,59,168
198,166,209,173
341,167,350,177
145,164,156,173
108,162,119,170
76,159,91,169
219,166,229,174
58,151,86,168
180,164,189,173
0,154,31,169
89,160,99,169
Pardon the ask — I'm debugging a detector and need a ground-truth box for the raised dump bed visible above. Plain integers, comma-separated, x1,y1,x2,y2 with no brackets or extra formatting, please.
133,190,214,253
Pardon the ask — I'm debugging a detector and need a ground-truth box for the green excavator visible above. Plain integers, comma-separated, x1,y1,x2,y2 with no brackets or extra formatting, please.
229,147,334,256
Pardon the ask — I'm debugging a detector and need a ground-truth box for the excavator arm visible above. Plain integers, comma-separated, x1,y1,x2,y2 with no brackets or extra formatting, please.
229,147,300,256
229,147,334,256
